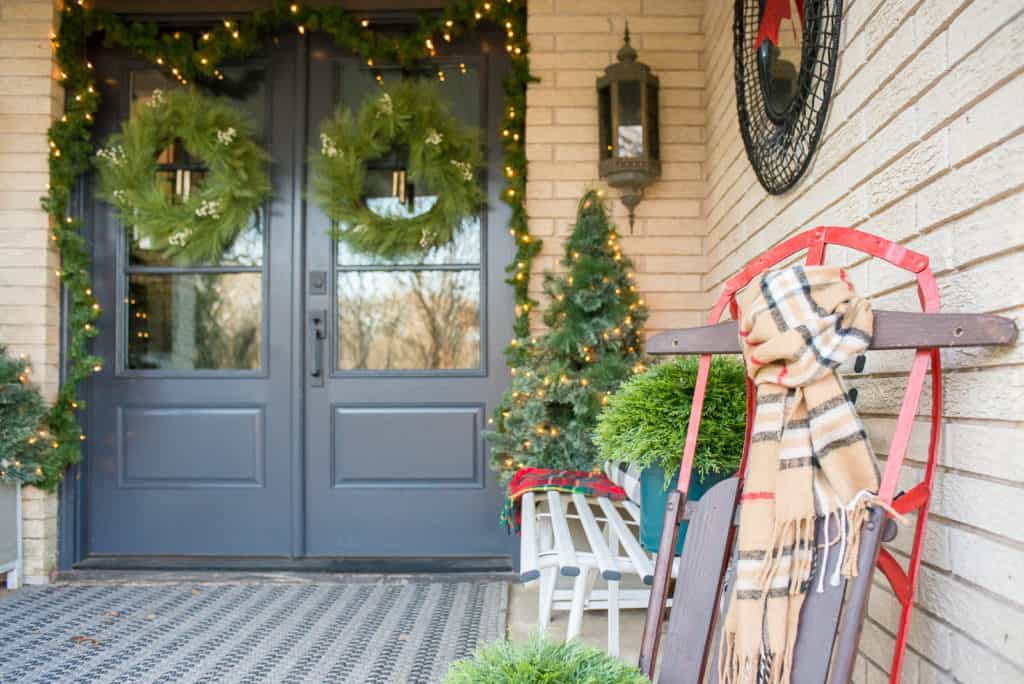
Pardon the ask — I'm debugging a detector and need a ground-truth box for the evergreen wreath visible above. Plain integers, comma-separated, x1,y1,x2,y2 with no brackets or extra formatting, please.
95,88,271,263
311,79,483,259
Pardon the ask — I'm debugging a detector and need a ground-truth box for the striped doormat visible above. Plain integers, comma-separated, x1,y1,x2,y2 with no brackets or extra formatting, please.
0,580,507,683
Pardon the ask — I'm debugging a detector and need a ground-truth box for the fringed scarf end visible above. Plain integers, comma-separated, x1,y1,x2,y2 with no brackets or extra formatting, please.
840,492,908,579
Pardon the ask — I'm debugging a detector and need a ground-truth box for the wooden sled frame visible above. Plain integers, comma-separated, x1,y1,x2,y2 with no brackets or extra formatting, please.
637,226,1017,682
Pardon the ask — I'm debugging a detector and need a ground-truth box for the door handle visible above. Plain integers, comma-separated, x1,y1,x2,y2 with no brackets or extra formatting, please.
309,309,326,386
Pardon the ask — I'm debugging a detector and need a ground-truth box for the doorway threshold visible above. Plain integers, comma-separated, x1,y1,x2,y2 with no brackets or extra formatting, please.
71,555,514,581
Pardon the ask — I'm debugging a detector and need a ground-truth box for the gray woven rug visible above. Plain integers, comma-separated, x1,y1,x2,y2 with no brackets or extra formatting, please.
0,580,507,683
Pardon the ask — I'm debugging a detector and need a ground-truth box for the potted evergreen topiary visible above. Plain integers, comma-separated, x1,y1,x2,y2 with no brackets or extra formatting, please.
444,635,648,683
595,356,748,553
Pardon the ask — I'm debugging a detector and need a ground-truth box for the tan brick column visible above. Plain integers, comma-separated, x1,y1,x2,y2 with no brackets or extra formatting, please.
0,0,64,585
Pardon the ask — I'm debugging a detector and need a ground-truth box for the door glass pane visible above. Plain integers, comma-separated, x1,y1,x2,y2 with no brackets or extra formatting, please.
332,62,483,267
335,203,481,267
126,69,268,267
130,68,267,136
337,270,480,371
127,209,265,268
127,273,262,370
336,62,480,128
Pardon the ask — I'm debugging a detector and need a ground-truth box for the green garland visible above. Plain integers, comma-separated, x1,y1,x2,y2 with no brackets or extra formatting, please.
41,0,537,491
96,89,270,264
312,80,483,259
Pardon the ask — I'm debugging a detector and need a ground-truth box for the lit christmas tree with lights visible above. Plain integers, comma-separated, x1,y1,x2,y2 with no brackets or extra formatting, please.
487,191,648,483
0,348,49,484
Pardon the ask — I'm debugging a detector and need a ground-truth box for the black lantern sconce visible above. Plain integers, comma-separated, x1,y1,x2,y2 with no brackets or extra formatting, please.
597,24,660,230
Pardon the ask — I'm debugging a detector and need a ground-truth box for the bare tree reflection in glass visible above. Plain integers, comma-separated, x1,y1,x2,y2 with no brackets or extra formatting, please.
404,270,479,369
337,270,480,371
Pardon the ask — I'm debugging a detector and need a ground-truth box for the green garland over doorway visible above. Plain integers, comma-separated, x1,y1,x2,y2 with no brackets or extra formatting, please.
40,0,538,491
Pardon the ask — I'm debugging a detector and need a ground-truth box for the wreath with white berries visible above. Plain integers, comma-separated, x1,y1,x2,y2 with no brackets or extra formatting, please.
311,79,483,259
95,88,271,263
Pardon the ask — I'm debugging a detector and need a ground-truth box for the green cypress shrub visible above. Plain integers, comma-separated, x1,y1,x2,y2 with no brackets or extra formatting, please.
594,355,748,479
444,635,648,684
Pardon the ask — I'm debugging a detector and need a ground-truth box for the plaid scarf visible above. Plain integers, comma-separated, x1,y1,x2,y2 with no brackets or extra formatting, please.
720,265,882,684
500,467,627,533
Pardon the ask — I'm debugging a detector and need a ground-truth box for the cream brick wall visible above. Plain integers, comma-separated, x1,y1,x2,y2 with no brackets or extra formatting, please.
526,0,708,334
699,0,1024,682
0,0,62,586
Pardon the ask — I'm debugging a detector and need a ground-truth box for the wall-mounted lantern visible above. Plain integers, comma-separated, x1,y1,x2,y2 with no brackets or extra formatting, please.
597,24,660,230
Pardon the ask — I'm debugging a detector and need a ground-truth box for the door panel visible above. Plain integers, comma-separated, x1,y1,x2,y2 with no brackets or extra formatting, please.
304,30,514,559
85,39,301,557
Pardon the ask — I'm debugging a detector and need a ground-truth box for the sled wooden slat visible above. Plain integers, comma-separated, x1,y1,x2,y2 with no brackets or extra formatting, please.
573,493,622,580
658,477,738,684
519,492,540,582
598,497,654,582
623,500,643,526
547,491,580,576
646,310,1016,356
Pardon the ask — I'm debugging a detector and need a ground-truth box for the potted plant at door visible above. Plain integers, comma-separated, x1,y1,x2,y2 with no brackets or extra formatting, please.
0,347,49,589
595,356,747,553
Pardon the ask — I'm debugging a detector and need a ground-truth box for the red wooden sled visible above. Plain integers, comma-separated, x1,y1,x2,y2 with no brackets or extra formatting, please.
638,227,1017,682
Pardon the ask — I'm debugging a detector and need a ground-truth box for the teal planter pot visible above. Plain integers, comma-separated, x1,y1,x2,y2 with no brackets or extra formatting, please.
639,464,730,555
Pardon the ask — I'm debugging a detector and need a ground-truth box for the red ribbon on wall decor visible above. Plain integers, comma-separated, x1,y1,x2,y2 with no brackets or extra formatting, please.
755,0,805,50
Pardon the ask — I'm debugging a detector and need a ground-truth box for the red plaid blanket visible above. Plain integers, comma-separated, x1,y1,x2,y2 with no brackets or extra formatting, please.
500,467,628,533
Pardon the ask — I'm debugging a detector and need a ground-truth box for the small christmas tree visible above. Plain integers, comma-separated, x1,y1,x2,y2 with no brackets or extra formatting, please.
0,347,49,484
487,191,648,483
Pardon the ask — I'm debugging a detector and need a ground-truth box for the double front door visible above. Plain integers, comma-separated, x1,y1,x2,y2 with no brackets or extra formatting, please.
82,29,513,565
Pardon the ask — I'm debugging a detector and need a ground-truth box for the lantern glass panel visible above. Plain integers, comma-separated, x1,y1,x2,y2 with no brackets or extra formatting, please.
617,79,643,158
647,81,660,161
598,84,613,160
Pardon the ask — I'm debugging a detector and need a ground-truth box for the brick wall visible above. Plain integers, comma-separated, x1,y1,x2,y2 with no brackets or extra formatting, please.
0,0,62,585
700,0,1024,682
525,0,707,334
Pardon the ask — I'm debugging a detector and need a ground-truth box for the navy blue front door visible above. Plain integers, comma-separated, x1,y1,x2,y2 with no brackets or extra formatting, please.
302,34,514,559
82,28,513,565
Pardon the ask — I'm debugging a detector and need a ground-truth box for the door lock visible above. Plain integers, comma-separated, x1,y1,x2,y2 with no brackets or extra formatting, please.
309,270,327,295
